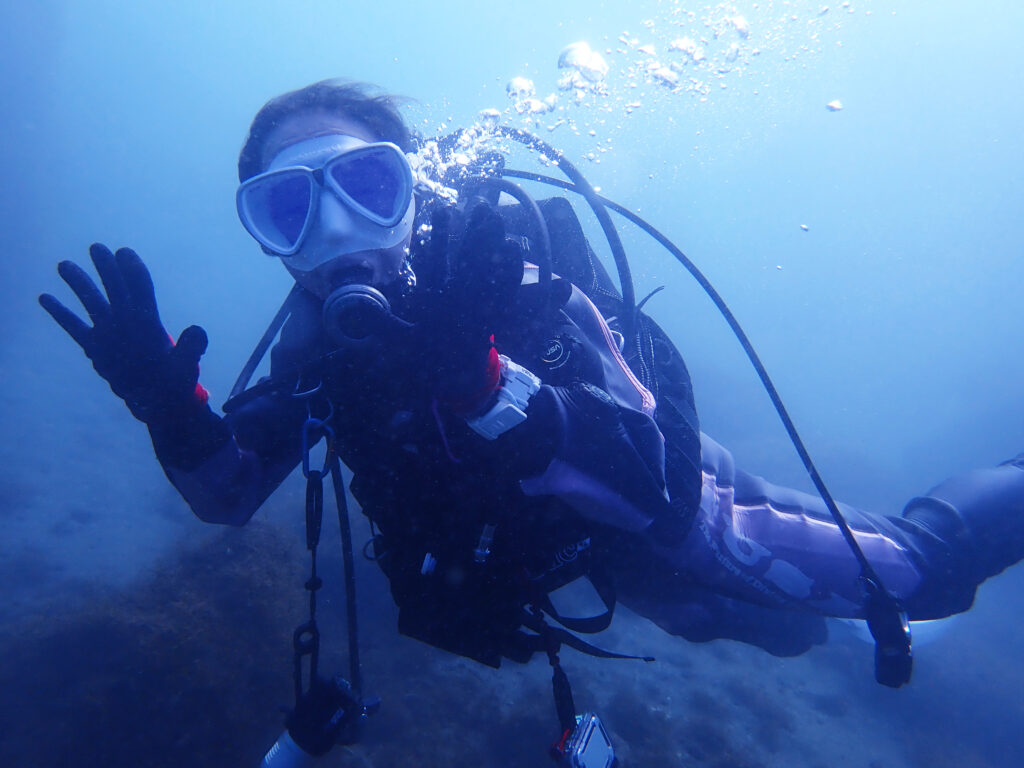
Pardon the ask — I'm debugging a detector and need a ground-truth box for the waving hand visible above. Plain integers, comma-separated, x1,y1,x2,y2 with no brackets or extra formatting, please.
39,243,209,423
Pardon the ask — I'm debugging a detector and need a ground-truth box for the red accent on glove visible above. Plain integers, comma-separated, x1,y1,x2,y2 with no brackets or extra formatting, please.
447,338,501,416
169,331,210,406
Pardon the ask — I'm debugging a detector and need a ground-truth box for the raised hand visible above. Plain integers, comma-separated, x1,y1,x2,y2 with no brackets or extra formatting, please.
413,202,525,410
39,243,209,423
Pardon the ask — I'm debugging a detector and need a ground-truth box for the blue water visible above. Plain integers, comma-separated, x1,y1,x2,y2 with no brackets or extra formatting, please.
2,1,1022,765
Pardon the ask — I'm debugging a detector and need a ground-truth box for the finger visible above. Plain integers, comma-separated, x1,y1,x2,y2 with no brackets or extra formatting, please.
115,247,161,325
171,325,209,368
430,207,451,258
463,204,506,259
431,205,451,230
467,201,503,235
493,240,525,289
416,207,452,293
89,243,129,313
466,200,489,225
57,259,111,326
39,293,93,350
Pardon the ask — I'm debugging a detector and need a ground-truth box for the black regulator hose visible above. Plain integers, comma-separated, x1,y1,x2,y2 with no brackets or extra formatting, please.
500,167,882,582
494,126,637,358
461,175,553,288
500,165,912,687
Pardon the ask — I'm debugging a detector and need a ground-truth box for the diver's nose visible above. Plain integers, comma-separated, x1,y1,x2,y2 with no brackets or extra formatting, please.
313,189,357,246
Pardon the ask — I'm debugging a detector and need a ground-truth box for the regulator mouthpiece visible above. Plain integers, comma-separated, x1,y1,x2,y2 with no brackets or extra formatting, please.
322,284,391,347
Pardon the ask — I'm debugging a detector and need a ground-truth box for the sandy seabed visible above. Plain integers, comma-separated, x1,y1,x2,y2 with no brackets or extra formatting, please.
1,507,1021,768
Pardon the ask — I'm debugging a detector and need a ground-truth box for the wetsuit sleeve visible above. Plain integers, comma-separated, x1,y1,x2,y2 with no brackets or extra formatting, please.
159,391,307,526
155,292,320,526
514,285,673,531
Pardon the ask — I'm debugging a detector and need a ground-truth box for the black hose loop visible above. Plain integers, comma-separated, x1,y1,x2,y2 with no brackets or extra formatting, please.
493,127,637,358
462,175,553,288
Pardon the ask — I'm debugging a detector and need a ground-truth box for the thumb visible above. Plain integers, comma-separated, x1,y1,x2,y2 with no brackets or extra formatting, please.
171,325,209,368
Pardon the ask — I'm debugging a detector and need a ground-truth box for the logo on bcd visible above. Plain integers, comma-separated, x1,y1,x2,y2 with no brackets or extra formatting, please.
552,537,591,570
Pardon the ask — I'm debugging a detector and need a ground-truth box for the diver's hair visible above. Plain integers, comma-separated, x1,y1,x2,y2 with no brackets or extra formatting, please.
237,79,413,182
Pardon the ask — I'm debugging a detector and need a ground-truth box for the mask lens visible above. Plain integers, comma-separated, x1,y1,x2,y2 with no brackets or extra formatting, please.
327,146,409,224
240,171,314,253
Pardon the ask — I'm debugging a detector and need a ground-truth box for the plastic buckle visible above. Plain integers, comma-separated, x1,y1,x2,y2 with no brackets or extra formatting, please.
467,356,541,440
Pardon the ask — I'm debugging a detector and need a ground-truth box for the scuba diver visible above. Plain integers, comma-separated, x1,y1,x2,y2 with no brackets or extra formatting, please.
39,80,1024,766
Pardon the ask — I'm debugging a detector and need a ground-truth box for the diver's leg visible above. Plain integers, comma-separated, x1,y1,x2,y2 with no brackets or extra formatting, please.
660,436,1024,621
895,453,1024,618
627,438,1024,654
655,435,921,619
614,558,829,657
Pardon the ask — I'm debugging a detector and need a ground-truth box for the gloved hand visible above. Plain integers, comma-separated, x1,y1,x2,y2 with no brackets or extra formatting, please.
39,243,209,424
285,676,368,756
446,199,525,324
416,201,524,412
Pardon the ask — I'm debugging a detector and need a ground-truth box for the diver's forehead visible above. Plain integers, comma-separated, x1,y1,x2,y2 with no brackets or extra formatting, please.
261,111,377,170
267,135,368,170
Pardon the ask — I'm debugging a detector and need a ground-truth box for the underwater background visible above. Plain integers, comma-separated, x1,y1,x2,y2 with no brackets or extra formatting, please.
2,1,1022,766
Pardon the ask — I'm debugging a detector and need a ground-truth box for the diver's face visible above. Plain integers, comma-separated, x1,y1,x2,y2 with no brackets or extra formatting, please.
261,111,413,298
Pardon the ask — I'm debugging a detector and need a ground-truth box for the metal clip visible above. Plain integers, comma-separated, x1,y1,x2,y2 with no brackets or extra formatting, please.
473,524,497,563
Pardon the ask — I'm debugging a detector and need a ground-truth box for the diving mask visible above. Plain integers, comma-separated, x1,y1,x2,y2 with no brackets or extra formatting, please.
237,135,415,273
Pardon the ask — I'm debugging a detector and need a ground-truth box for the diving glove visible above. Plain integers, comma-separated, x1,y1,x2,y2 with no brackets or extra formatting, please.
414,201,525,411
40,244,229,469
285,676,376,756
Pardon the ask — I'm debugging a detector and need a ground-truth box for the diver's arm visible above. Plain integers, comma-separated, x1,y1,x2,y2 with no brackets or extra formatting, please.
146,405,254,526
161,284,333,524
515,381,671,532
159,435,299,526
39,245,310,527
152,293,321,527
420,203,674,532
507,284,674,532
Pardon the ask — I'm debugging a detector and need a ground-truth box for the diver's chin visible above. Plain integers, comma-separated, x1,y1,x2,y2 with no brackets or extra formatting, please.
287,254,396,300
